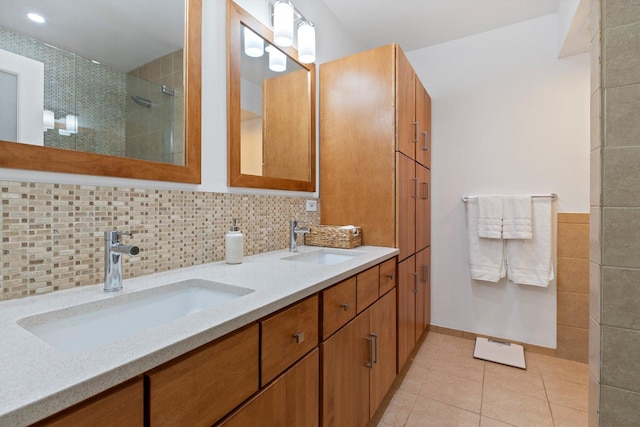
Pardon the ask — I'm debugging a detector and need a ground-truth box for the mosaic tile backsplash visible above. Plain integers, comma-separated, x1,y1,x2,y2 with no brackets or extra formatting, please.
0,181,320,301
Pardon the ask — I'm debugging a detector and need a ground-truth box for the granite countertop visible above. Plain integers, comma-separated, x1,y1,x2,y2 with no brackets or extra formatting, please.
0,245,398,426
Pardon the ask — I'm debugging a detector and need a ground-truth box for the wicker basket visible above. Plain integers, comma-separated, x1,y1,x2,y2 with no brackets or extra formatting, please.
304,225,362,249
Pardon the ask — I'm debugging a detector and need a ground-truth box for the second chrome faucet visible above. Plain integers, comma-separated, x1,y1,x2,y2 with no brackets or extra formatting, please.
289,220,310,252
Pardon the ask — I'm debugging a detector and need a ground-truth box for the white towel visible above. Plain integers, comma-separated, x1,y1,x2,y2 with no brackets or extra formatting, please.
505,198,554,287
466,200,506,282
503,195,532,239
477,195,503,239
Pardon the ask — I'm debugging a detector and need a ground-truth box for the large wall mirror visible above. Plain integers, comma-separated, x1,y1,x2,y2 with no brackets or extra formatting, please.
0,0,201,183
227,0,316,192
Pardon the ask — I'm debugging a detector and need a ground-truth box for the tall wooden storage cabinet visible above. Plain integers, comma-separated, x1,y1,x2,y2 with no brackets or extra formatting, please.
320,44,431,373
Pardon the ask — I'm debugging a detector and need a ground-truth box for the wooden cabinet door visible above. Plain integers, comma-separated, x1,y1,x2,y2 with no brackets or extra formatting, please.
146,324,259,427
34,378,143,427
321,311,370,427
415,79,431,168
417,247,431,329
396,46,416,160
397,255,416,372
396,152,416,261
218,349,319,427
415,247,432,338
369,289,397,417
319,44,396,248
263,69,312,181
416,163,430,252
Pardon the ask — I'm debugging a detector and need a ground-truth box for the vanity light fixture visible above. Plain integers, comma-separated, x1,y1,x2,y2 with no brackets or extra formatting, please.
266,45,286,72
27,12,46,24
244,27,264,57
42,111,79,135
272,0,316,63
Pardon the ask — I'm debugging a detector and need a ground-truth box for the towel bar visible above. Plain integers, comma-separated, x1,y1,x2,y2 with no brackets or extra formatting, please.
462,193,558,202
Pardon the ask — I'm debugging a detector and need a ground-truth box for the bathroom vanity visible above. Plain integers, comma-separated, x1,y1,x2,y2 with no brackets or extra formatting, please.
0,246,398,426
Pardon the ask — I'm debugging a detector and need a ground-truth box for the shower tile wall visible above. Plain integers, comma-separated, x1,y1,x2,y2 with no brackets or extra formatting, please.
0,27,126,156
591,0,640,425
128,50,184,164
0,181,320,301
556,213,590,363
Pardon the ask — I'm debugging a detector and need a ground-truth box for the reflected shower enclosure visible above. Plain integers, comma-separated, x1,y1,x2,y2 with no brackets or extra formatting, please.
0,25,185,166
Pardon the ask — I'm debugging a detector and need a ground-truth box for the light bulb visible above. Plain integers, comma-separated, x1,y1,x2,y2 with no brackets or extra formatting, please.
266,46,286,72
243,27,264,57
273,0,294,47
297,21,315,63
65,114,78,134
43,110,54,130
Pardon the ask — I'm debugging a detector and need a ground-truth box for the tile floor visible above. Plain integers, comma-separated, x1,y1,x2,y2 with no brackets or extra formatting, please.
373,332,589,427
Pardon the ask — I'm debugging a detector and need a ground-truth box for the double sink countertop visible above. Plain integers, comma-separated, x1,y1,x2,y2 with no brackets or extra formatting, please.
0,245,398,426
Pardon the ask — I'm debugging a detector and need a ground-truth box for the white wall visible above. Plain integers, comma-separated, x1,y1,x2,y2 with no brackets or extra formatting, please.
0,0,364,197
407,14,590,348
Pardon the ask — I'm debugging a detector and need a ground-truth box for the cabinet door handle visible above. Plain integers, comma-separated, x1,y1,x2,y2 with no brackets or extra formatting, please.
387,274,394,281
366,335,375,368
422,130,429,151
422,182,429,200
371,333,379,364
412,272,418,293
413,178,419,199
413,122,418,143
339,302,350,312
292,332,305,344
423,264,429,284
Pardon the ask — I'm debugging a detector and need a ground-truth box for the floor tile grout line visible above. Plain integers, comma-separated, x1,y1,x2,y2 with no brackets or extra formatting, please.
478,359,485,427
541,372,557,426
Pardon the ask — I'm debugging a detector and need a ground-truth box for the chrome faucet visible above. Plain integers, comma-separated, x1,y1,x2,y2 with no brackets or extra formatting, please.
289,220,310,252
104,231,140,292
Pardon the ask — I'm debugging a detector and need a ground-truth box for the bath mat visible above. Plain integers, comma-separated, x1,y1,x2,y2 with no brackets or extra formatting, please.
473,337,526,369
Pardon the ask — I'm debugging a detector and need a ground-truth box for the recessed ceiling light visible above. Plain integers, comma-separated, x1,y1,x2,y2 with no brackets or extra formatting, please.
27,13,46,24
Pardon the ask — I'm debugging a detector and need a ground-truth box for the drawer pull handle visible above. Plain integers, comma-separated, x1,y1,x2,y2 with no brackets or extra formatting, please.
339,302,350,311
292,332,305,344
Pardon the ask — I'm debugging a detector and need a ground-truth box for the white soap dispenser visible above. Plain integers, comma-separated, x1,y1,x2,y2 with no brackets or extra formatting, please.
225,218,244,264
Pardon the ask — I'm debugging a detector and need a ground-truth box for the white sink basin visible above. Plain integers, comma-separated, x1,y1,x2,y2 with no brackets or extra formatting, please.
283,249,364,265
17,279,253,353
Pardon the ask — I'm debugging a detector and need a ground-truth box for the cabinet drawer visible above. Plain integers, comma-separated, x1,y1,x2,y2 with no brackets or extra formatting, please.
261,295,319,385
356,266,379,314
146,323,259,427
379,258,396,295
34,378,143,427
218,349,319,427
322,277,356,339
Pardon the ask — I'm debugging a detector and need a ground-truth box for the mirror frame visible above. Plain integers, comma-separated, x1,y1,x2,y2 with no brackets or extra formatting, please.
227,0,316,192
0,0,202,184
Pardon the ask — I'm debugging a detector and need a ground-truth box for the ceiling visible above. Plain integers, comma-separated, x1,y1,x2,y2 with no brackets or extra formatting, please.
0,0,571,73
320,0,563,52
0,0,184,72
